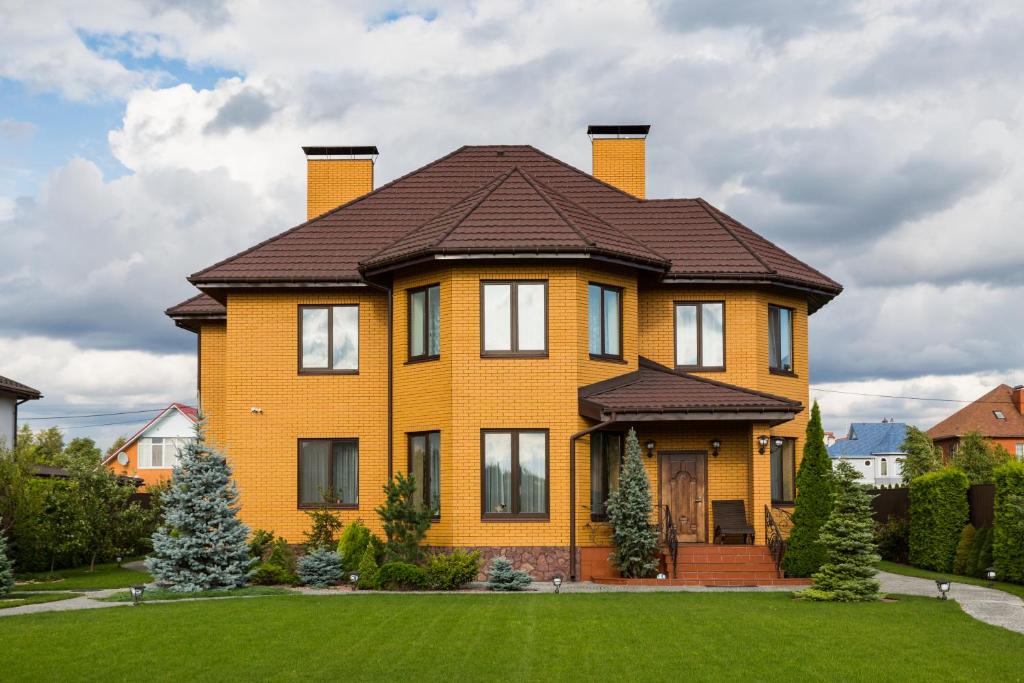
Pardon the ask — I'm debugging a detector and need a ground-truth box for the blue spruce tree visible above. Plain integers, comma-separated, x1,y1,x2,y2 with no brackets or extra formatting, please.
0,519,13,597
146,420,254,591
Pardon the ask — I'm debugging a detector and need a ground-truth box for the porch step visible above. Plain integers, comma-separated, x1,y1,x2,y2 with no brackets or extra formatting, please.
591,576,811,587
660,544,785,584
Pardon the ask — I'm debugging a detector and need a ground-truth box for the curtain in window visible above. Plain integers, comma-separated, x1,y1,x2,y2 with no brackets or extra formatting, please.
427,285,441,356
484,433,512,513
603,288,621,356
518,432,546,514
410,291,426,357
588,285,602,354
768,306,780,369
771,439,795,502
333,441,358,505
675,305,698,366
428,431,441,514
138,439,151,468
300,441,330,505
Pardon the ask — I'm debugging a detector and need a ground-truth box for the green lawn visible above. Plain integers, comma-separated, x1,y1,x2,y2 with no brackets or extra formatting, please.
878,561,1024,600
14,561,152,591
0,592,81,610
0,593,1022,681
100,586,290,602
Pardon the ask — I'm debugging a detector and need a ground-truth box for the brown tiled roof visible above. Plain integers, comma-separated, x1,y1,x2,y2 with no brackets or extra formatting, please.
578,357,802,422
927,384,1024,439
0,374,41,400
186,145,841,305
166,292,225,317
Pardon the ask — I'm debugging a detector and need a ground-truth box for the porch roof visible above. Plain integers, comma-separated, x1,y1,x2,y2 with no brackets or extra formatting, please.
578,357,803,424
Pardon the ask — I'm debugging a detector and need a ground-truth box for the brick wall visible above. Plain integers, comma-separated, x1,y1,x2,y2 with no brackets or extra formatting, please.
592,138,646,198
306,158,373,220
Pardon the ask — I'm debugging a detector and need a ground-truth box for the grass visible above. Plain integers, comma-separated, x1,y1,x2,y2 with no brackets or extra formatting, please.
99,586,291,602
14,561,152,591
878,561,1024,600
0,592,1021,681
0,592,81,610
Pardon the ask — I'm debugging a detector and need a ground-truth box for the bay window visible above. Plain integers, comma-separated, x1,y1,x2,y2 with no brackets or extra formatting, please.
408,285,440,361
768,305,794,374
675,301,725,370
481,281,547,356
588,283,622,359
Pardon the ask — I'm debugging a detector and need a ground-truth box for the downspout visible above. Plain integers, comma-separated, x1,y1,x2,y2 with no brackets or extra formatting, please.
365,281,394,478
569,416,614,582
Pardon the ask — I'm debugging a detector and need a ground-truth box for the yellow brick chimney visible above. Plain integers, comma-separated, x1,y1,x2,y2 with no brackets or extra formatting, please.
303,145,377,220
588,125,650,199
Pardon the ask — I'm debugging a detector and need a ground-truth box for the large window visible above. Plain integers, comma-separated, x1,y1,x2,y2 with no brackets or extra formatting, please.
408,285,440,361
590,432,622,520
768,305,794,374
298,439,358,508
481,281,547,356
588,283,622,359
675,302,724,370
409,431,441,517
481,429,548,518
770,437,795,504
138,437,189,469
300,305,359,373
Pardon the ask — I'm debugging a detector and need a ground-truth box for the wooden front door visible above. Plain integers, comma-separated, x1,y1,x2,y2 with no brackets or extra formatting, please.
660,451,707,543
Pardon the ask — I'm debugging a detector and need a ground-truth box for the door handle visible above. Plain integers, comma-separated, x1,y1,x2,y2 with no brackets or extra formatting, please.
695,497,703,503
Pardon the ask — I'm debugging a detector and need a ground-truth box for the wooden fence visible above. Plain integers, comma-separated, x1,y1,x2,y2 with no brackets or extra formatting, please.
870,483,996,528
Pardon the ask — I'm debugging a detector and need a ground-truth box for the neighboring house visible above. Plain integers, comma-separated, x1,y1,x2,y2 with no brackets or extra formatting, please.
927,384,1024,462
827,421,907,487
0,374,42,448
102,404,198,489
165,126,842,581
824,431,837,447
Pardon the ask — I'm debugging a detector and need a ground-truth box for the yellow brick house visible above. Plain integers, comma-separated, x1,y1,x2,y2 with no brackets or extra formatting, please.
167,127,841,583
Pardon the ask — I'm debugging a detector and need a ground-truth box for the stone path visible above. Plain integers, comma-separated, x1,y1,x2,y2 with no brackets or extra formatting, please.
877,571,1024,634
0,589,128,618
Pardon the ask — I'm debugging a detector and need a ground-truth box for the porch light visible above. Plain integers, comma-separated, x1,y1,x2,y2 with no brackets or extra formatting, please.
350,572,360,589
552,576,562,593
129,584,145,606
710,439,721,457
773,437,784,448
645,440,656,458
656,573,667,580
986,568,996,586
757,435,770,454
935,579,951,600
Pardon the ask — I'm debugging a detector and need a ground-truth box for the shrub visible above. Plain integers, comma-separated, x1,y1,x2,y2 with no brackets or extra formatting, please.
337,520,373,572
908,468,969,572
874,517,910,563
376,474,432,564
297,549,343,588
952,524,977,575
605,428,659,578
486,556,532,591
993,460,1024,583
251,562,297,586
0,521,12,597
302,501,343,552
377,561,427,591
784,402,835,577
899,427,942,483
952,432,1013,485
356,547,380,590
425,550,482,590
267,538,298,576
973,526,994,578
249,529,276,560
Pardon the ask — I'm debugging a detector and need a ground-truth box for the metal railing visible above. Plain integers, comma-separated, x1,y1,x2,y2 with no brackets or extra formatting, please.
663,505,679,578
765,505,786,575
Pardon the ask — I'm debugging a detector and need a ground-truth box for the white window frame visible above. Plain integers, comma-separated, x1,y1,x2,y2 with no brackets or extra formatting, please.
138,437,188,469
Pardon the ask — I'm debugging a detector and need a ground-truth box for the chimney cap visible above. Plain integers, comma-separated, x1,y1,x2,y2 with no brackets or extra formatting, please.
302,145,379,157
587,124,651,137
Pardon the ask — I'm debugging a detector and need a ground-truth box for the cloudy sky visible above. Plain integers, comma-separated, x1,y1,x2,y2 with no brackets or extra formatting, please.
2,0,1022,448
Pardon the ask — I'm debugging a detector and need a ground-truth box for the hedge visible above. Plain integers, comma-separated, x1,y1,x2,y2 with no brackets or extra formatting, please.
993,461,1024,583
909,468,969,572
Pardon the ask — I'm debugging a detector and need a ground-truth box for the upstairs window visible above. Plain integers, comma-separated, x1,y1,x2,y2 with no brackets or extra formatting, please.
768,305,794,374
590,431,622,520
994,410,1006,420
770,437,795,504
139,437,188,469
300,305,359,373
408,285,441,361
481,281,547,356
588,283,623,360
298,438,358,508
675,302,724,370
482,429,548,518
409,431,441,517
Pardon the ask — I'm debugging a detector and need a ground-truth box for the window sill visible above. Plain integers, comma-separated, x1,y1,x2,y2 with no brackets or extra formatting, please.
481,515,550,522
480,352,549,359
589,354,626,364
299,369,360,376
297,504,359,510
769,368,798,378
676,366,726,373
405,355,440,365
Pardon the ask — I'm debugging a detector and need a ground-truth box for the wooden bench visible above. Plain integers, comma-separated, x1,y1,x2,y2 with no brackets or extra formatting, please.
713,499,755,544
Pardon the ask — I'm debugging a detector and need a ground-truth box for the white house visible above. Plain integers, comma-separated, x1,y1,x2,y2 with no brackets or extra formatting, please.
0,374,41,448
827,421,908,487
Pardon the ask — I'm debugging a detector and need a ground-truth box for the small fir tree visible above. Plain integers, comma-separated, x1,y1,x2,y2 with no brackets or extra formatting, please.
952,432,1012,485
146,421,254,591
303,497,343,552
799,461,880,602
486,556,532,591
297,548,343,587
900,426,942,483
605,428,659,578
952,524,977,575
376,473,432,563
337,520,372,572
356,547,380,589
0,520,13,597
784,402,835,577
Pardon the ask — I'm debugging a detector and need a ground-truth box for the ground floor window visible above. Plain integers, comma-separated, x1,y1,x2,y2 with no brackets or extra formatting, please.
1017,443,1023,460
298,438,358,508
770,437,795,504
409,431,441,517
482,429,548,518
590,432,622,520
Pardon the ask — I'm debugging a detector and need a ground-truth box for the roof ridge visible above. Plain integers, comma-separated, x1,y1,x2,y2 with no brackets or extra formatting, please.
523,144,644,204
638,356,802,406
515,167,595,247
432,167,519,249
695,198,775,275
190,145,472,284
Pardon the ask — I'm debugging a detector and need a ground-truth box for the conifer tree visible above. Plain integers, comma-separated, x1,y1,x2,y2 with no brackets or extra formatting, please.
783,401,835,577
605,428,659,578
900,426,942,482
146,421,254,591
0,520,13,597
799,461,881,602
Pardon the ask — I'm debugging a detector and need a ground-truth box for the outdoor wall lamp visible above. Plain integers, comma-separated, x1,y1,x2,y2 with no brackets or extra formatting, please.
645,440,656,458
349,572,360,590
986,567,996,587
130,584,146,606
936,578,951,600
710,439,721,457
552,576,562,593
757,435,770,454
773,437,784,448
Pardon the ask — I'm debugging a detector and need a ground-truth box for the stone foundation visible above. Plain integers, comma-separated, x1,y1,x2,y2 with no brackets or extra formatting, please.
427,546,571,581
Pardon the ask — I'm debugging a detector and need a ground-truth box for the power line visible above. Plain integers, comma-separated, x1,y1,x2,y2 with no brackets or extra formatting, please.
53,418,154,430
810,386,1013,404
20,407,168,420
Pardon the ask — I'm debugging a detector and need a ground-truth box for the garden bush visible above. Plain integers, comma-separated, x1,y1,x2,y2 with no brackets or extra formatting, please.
297,549,343,588
874,517,910,563
356,547,380,590
0,521,12,597
425,550,482,590
952,524,977,575
486,556,532,591
908,468,969,572
993,460,1024,583
337,520,377,572
968,526,993,577
377,561,427,591
248,529,276,560
251,562,297,586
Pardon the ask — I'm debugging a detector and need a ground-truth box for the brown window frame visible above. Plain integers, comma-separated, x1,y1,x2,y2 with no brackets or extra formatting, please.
296,437,359,510
673,301,726,372
770,437,796,505
768,304,796,376
407,431,441,519
298,304,360,375
588,282,624,362
480,280,549,358
589,431,624,521
480,428,550,520
407,284,441,363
